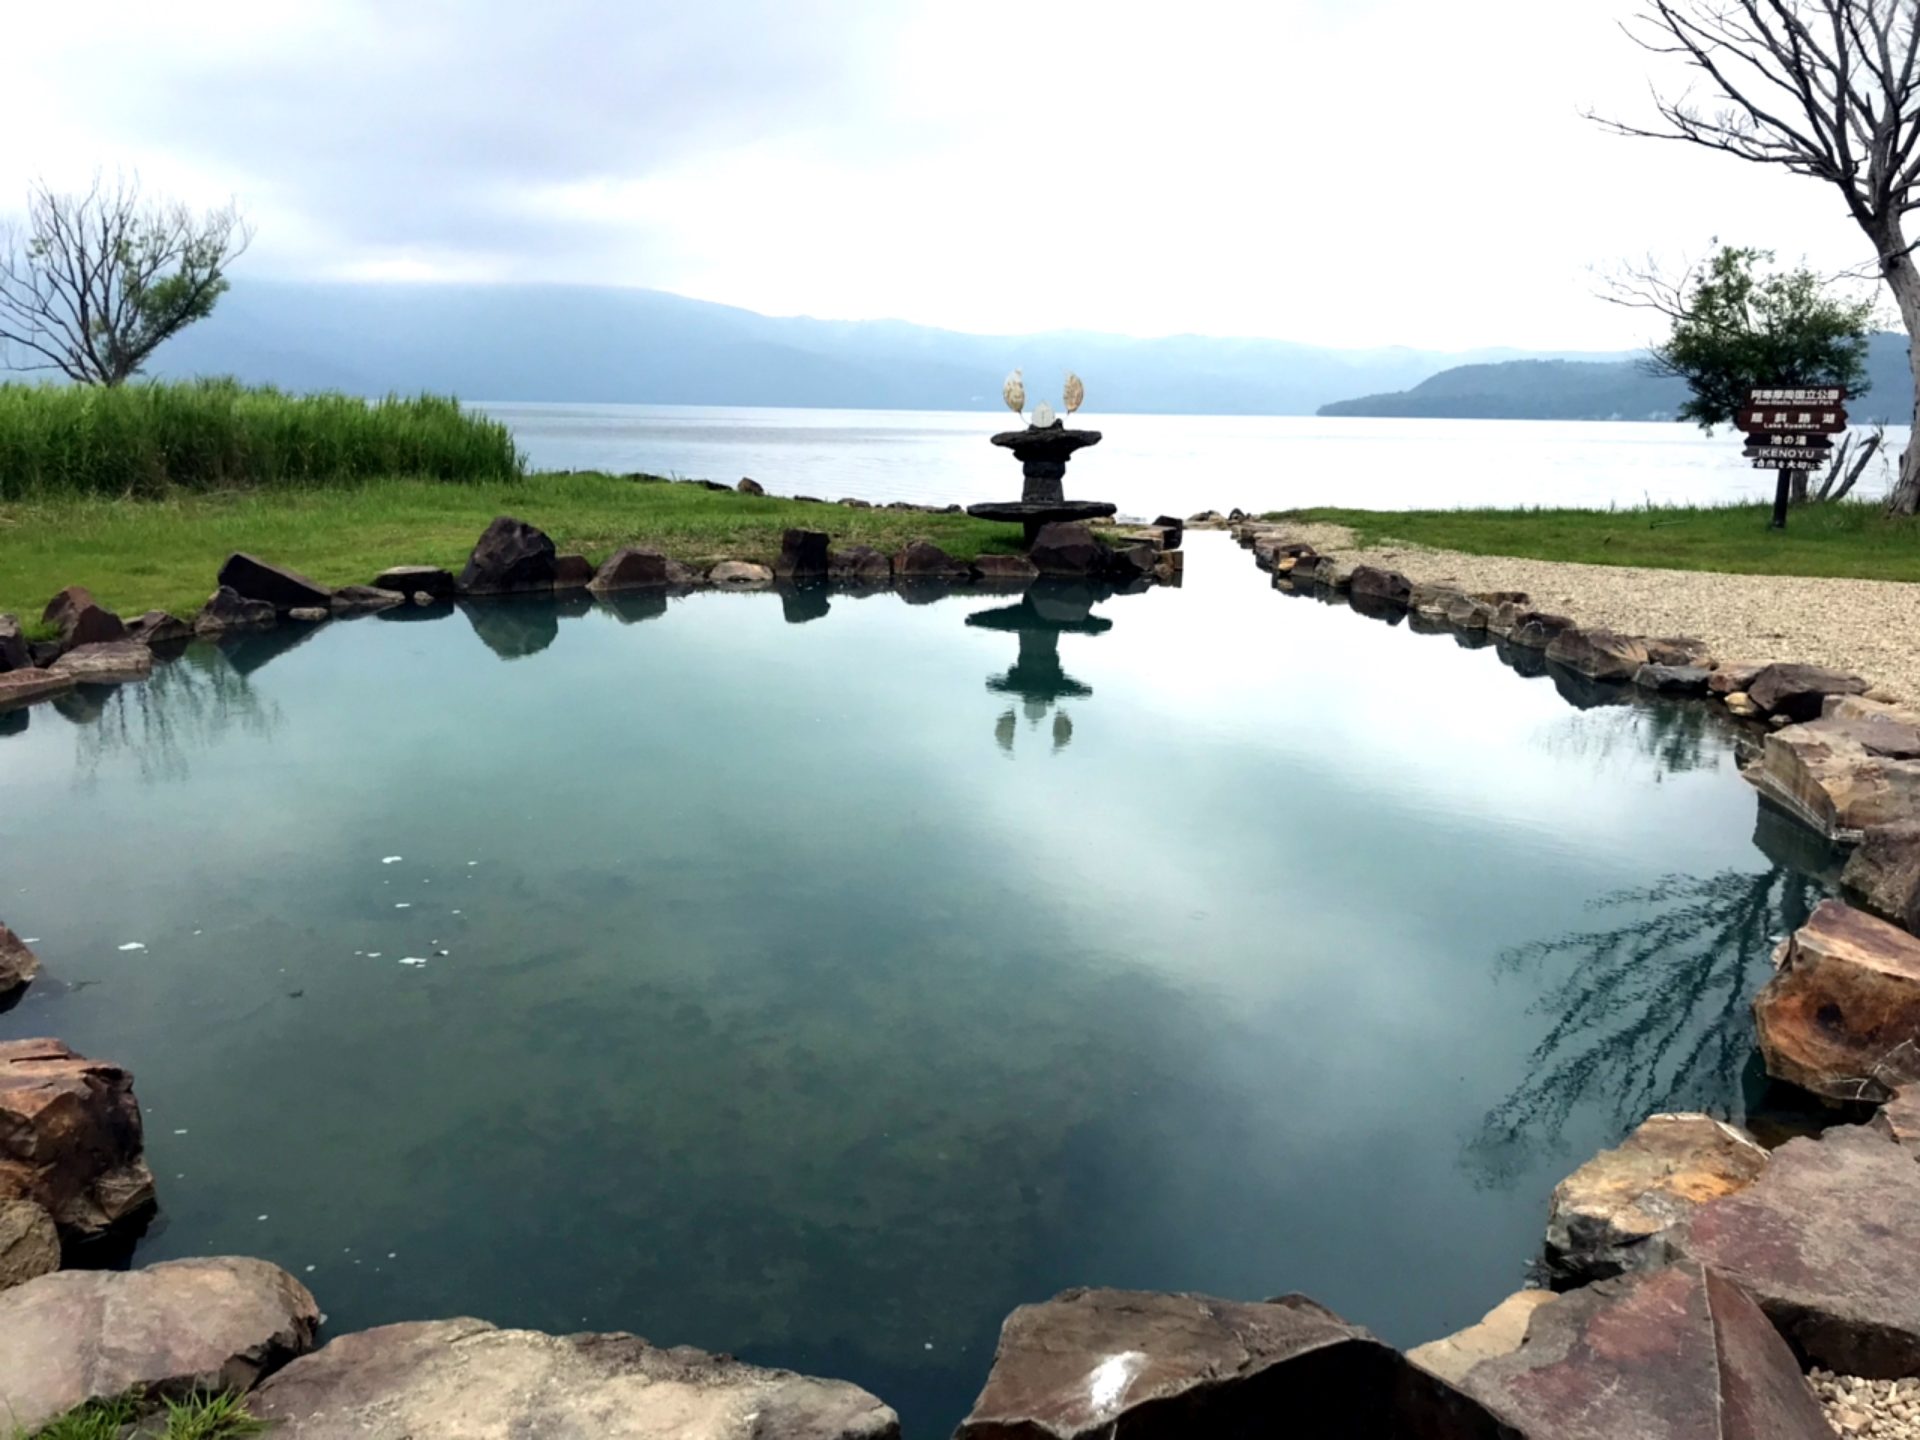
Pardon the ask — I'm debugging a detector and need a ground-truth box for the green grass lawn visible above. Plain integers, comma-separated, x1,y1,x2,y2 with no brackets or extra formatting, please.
0,473,1024,635
1279,501,1920,582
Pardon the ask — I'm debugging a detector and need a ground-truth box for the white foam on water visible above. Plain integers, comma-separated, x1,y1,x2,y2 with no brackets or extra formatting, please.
381,856,402,865
117,942,146,951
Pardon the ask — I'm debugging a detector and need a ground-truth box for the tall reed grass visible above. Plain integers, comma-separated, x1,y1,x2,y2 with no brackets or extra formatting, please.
0,378,524,498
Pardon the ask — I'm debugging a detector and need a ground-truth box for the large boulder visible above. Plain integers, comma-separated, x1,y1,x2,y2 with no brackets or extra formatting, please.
217,553,332,612
953,1287,1513,1439
1754,899,1920,1102
0,668,75,712
195,586,277,635
0,615,26,672
589,548,695,592
551,554,596,590
1645,636,1712,667
893,540,967,579
1507,612,1575,650
0,1199,57,1293
0,1257,320,1433
458,517,558,595
829,546,893,584
0,1038,154,1239
1751,713,1920,840
1543,1112,1768,1284
50,640,155,683
0,925,38,999
1654,1124,1920,1376
1455,1263,1830,1439
1843,823,1920,931
774,529,830,580
41,586,127,651
1545,627,1650,682
252,1318,898,1439
1029,522,1106,577
1348,566,1413,608
123,611,192,647
372,565,456,599
1748,663,1870,721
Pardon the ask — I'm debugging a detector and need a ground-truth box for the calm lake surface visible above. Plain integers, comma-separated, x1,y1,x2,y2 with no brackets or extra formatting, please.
0,538,1832,1436
475,401,1910,514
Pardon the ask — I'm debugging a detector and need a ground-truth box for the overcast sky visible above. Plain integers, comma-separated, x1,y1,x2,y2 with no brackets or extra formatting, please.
6,0,1894,351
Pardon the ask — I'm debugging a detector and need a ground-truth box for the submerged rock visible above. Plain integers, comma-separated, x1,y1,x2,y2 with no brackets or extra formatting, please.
1748,662,1871,721
1545,626,1649,682
217,553,332,612
42,586,127,652
774,529,830,581
1843,823,1920,931
195,586,278,635
0,1198,57,1292
1654,1123,1920,1376
252,1318,898,1439
50,640,155,683
372,565,456,598
458,516,558,595
953,1287,1513,1439
0,924,38,999
0,1257,319,1433
0,1038,154,1239
590,548,695,592
1455,1263,1830,1439
1754,899,1920,1102
1543,1112,1767,1284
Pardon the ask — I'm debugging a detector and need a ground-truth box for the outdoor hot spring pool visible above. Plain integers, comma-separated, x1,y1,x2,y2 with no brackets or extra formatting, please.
0,535,1833,1436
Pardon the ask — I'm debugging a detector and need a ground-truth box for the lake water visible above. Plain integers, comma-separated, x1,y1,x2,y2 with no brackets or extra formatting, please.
475,402,1909,515
0,538,1833,1436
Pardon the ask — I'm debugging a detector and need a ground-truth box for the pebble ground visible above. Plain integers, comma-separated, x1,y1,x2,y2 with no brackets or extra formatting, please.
1813,1370,1920,1436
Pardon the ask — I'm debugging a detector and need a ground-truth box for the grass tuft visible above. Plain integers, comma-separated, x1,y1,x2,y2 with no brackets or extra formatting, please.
0,378,523,498
13,1391,265,1440
1278,500,1920,583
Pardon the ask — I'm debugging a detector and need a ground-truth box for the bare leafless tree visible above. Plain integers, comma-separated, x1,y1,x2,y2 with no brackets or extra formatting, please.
1598,1,1920,514
0,175,251,386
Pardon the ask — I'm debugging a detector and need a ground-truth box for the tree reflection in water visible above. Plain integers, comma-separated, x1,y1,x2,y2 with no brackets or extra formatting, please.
1466,802,1838,1189
70,647,281,786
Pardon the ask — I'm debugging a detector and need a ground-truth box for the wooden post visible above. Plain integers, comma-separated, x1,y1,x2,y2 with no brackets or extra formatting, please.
1770,469,1793,529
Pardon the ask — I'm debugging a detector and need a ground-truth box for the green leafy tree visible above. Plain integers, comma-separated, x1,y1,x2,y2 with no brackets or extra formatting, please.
0,175,250,386
1650,245,1873,430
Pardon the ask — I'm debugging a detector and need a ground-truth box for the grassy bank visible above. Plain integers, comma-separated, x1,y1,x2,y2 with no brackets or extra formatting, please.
1280,501,1920,583
0,473,1023,630
0,379,522,497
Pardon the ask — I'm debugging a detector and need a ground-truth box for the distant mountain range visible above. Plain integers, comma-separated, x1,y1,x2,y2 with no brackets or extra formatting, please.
1316,332,1914,422
142,280,1616,416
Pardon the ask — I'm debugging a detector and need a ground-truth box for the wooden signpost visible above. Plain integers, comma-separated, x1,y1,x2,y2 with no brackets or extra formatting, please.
1733,386,1848,529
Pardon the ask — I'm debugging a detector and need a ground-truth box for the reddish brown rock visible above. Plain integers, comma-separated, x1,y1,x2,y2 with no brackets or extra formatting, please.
1545,626,1650,682
41,586,127,651
1755,899,1920,1102
0,1198,57,1292
1748,662,1870,722
1871,1088,1920,1150
589,548,695,592
0,925,40,999
457,517,558,595
1843,823,1920,932
1348,565,1413,608
1029,522,1106,578
1543,1112,1768,1284
736,476,765,495
773,529,830,580
954,1287,1514,1439
0,1257,320,1432
551,553,596,589
893,540,967,579
829,545,893,583
1750,717,1920,840
1507,612,1575,650
50,640,154,682
0,1038,154,1238
253,1318,897,1440
0,668,76,712
1655,1124,1920,1376
1456,1264,1830,1439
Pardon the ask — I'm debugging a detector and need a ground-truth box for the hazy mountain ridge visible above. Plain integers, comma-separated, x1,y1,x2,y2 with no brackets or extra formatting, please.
1317,334,1915,422
143,280,1620,415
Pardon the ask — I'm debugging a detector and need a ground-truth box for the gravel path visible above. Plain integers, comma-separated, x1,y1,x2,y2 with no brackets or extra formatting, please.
1812,1370,1920,1437
1278,522,1920,704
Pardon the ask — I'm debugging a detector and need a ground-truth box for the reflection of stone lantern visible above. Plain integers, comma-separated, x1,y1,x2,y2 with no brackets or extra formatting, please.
967,582,1114,753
